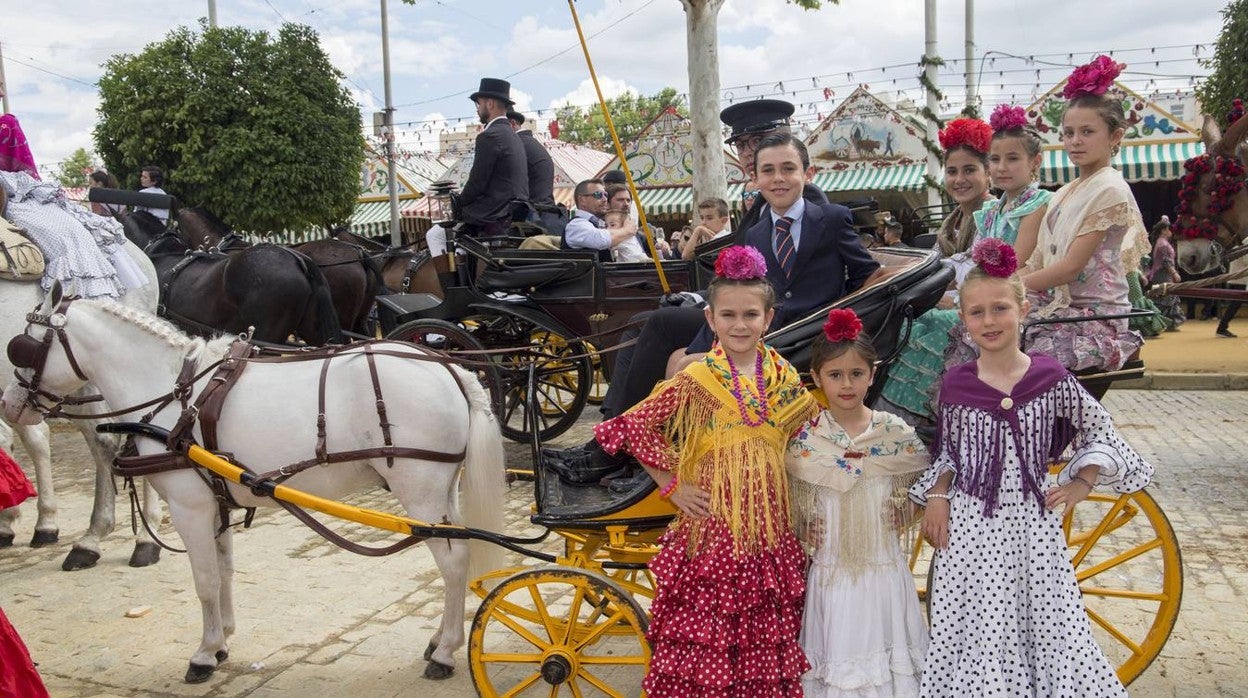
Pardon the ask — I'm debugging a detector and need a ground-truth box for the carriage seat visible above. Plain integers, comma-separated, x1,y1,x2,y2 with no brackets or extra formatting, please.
531,458,674,529
476,260,587,294
1071,348,1145,401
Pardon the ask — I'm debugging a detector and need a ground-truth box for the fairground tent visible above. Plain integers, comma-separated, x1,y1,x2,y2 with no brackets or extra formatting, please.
341,150,452,242
1025,80,1204,185
597,107,747,218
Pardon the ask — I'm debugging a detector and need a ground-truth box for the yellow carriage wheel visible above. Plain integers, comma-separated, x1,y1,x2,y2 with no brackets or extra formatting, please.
469,568,650,697
910,488,1182,686
585,344,607,406
530,331,589,417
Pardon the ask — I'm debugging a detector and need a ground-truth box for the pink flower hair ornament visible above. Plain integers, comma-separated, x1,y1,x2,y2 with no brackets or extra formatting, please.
989,104,1029,133
822,308,863,343
971,238,1019,278
713,245,768,280
1062,55,1125,100
938,118,993,155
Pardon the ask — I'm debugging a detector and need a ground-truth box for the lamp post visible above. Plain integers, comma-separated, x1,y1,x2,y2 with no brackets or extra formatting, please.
381,0,402,247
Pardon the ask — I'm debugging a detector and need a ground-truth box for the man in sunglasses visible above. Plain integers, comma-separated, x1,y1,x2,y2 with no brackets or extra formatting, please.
562,178,645,259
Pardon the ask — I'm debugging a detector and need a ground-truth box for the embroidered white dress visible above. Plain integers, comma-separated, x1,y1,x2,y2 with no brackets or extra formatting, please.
787,410,930,698
910,356,1153,697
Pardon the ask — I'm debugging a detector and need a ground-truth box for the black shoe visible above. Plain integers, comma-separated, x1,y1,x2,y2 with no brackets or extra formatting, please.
540,440,595,461
1217,327,1238,338
544,448,627,485
606,467,652,494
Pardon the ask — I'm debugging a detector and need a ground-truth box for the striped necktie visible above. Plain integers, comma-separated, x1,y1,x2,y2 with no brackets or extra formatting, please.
774,215,796,278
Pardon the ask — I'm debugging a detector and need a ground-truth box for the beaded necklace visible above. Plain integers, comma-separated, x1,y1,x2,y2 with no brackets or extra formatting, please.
725,349,769,427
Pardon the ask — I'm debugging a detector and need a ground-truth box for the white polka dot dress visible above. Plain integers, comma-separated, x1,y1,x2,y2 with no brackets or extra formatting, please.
910,355,1153,697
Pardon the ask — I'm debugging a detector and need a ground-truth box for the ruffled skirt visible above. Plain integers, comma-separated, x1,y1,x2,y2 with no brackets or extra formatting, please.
801,555,927,698
879,309,959,420
644,522,810,697
0,449,36,510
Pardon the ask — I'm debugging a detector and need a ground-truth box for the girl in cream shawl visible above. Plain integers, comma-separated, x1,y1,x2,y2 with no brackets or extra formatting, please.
787,308,930,698
947,56,1150,372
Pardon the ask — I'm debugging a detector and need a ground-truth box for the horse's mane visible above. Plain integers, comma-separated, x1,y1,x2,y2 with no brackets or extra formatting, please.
180,206,233,239
84,300,234,371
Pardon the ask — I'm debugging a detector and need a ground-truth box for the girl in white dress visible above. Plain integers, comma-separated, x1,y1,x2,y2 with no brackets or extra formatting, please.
787,308,931,697
912,237,1153,696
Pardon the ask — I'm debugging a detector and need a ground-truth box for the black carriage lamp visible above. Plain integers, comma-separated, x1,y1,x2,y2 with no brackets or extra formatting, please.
427,179,459,228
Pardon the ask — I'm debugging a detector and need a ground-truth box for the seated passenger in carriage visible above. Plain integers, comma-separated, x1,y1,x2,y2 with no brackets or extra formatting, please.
0,112,148,300
425,78,528,257
562,178,649,262
547,131,880,485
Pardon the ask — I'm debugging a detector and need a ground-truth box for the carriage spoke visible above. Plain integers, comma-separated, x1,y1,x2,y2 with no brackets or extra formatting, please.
578,655,648,665
571,609,628,652
499,671,543,698
485,604,553,651
1085,606,1144,657
1080,586,1168,602
577,666,625,696
528,584,557,643
560,586,589,646
1074,538,1163,582
567,679,586,698
478,652,545,663
1068,495,1131,568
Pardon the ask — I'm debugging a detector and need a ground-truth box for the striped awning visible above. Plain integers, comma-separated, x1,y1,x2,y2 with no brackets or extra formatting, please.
811,163,927,193
635,183,747,216
1041,141,1205,185
349,200,399,237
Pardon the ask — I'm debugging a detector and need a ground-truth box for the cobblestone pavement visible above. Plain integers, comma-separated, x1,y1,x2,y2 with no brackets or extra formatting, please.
2,390,1246,697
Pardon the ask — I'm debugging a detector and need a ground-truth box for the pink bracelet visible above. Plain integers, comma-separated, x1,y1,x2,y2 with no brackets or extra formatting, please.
659,477,679,498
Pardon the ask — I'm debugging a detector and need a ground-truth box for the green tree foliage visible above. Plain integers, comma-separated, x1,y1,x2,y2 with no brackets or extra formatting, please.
1197,0,1248,129
94,22,365,234
555,87,687,148
55,148,94,188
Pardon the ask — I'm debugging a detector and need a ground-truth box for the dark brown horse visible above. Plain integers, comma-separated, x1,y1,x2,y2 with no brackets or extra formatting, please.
331,229,444,298
122,210,342,344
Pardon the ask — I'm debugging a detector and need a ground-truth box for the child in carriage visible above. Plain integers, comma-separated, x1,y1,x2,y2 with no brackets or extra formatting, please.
594,245,817,697
912,237,1153,696
786,307,930,697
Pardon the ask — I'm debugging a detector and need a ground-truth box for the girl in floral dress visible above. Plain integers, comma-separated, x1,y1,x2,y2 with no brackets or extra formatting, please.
595,245,818,697
974,104,1051,260
913,238,1152,696
948,56,1150,372
879,118,993,421
787,308,930,697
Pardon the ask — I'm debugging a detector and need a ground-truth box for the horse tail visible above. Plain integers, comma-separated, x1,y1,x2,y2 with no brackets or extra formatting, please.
290,249,343,345
453,366,507,587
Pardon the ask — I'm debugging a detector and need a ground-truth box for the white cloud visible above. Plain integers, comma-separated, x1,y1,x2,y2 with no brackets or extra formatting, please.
549,77,644,111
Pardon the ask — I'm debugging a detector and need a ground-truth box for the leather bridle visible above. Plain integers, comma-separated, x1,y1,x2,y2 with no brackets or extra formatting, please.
6,297,99,417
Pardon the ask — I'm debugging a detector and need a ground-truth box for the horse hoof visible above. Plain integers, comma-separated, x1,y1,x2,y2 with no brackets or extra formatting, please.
423,660,454,680
61,547,100,571
0,533,13,548
29,529,59,548
128,541,161,568
423,641,437,662
185,663,215,684
215,649,229,663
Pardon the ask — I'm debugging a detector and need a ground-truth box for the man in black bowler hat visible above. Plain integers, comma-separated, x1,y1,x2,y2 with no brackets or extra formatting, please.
720,98,829,238
507,109,565,236
425,78,528,257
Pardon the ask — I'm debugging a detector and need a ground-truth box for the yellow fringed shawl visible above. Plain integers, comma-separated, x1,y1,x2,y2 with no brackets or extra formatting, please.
621,344,817,555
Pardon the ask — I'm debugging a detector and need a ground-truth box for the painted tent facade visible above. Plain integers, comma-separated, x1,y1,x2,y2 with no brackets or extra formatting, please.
1025,80,1204,185
598,107,746,217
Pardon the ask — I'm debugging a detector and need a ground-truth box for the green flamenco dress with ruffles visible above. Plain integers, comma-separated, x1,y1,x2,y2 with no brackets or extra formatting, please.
881,186,1051,419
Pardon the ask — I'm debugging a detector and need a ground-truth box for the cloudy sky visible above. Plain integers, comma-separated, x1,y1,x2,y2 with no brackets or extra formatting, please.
0,0,1231,174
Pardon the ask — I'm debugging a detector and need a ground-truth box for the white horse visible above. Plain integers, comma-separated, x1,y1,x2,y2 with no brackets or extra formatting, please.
0,237,164,570
1,285,507,684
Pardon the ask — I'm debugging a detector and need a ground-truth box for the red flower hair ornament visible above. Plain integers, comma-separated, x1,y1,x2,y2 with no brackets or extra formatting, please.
713,245,768,280
938,118,993,155
971,238,1019,278
822,308,863,343
988,104,1028,133
1062,55,1125,100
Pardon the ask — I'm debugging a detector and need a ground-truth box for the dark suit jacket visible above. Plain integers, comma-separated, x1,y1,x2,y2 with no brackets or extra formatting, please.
735,182,828,242
459,119,529,226
517,130,555,206
747,201,880,328
688,200,879,352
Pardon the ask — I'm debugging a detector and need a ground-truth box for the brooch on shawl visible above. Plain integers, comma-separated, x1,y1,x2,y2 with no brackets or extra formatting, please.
836,451,865,476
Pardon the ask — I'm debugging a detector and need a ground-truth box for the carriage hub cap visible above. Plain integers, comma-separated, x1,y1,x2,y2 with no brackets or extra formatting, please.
539,649,576,685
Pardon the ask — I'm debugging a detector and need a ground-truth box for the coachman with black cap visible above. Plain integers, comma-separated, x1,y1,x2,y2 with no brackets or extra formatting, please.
425,78,528,262
720,98,829,237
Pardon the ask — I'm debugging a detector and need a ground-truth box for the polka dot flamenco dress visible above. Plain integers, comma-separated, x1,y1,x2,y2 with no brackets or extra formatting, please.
595,345,818,697
911,355,1153,697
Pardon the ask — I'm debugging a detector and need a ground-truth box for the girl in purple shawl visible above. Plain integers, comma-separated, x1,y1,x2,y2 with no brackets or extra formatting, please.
909,238,1153,697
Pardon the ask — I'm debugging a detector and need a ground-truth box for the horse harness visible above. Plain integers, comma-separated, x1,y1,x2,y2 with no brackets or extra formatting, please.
8,298,477,556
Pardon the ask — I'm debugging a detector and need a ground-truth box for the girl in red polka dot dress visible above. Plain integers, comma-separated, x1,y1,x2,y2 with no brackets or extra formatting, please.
595,245,818,697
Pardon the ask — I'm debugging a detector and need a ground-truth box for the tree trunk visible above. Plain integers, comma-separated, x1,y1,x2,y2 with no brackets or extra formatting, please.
681,0,728,214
